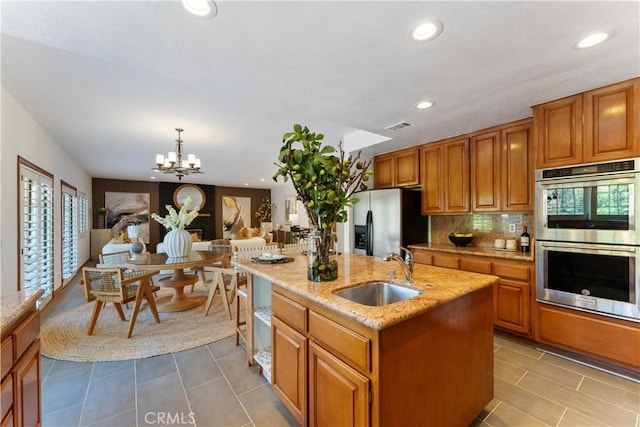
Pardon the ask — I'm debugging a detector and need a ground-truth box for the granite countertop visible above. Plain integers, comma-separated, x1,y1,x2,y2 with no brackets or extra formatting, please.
409,242,535,262
234,253,497,331
0,288,44,338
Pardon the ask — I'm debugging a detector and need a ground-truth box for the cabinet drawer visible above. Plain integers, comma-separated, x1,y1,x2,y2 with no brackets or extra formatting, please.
492,263,530,282
12,311,39,362
460,258,492,274
0,373,12,422
413,251,432,265
432,254,460,270
272,291,307,333
1,338,12,379
308,311,370,373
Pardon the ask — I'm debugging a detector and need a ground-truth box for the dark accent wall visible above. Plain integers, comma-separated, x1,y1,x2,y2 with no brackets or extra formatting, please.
158,182,215,241
215,186,271,238
92,178,160,244
92,178,270,251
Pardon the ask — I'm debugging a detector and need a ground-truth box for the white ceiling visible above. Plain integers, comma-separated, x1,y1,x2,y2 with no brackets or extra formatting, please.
2,1,639,189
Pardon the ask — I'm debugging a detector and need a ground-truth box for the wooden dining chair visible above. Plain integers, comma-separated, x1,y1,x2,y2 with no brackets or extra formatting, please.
97,249,159,304
82,267,161,338
202,253,235,319
281,242,307,257
188,239,232,292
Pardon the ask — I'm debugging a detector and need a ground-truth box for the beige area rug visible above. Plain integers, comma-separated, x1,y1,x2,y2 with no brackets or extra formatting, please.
41,287,237,362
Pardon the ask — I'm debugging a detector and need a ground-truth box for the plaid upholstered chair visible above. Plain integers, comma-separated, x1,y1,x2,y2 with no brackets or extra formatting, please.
82,267,160,338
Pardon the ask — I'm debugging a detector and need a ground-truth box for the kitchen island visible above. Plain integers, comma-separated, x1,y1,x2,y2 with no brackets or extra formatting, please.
234,253,498,426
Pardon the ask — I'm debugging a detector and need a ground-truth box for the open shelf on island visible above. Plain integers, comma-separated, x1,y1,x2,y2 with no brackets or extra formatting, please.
254,306,272,326
254,346,272,383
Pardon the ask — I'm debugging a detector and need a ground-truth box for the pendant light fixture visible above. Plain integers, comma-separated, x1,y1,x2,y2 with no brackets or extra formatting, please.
153,128,203,181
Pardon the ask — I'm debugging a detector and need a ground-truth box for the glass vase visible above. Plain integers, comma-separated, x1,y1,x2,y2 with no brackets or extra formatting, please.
307,227,338,282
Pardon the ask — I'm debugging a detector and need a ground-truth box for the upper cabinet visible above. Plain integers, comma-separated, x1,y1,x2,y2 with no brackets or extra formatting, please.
535,77,639,168
373,147,420,189
471,119,533,212
421,137,470,214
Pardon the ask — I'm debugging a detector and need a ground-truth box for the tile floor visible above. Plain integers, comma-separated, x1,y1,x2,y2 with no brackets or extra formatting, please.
41,276,639,427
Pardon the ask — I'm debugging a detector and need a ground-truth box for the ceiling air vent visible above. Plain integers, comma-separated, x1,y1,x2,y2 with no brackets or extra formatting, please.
385,121,411,131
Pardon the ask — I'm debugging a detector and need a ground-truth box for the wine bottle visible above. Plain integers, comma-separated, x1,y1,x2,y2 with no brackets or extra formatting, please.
520,226,530,253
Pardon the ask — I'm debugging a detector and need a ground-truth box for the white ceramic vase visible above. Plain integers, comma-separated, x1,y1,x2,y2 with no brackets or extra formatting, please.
163,228,192,257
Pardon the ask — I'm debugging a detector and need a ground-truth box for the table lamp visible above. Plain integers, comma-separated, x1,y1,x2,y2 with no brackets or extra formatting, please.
127,225,145,260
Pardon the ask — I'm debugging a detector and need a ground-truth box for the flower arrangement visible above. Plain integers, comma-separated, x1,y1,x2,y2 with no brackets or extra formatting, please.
151,196,200,230
273,124,372,281
255,196,275,222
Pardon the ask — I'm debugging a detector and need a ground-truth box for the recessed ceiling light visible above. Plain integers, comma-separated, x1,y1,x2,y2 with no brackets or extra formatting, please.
574,30,615,49
415,100,435,110
244,183,249,186
182,0,217,19
260,178,265,182
411,20,443,42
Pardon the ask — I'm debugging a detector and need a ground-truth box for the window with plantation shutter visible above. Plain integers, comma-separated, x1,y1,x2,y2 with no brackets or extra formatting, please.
78,192,88,234
19,160,54,307
61,182,78,287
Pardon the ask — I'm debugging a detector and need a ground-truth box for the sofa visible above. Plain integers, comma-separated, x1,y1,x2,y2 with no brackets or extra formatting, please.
101,238,138,255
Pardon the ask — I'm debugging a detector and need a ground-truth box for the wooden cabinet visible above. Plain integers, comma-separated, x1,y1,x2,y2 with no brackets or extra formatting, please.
492,262,532,335
535,77,640,168
272,317,307,425
270,284,493,427
373,148,420,189
535,304,640,370
308,341,369,427
13,340,41,427
271,290,370,427
471,119,533,212
421,137,470,214
1,304,41,427
583,79,640,163
413,249,532,336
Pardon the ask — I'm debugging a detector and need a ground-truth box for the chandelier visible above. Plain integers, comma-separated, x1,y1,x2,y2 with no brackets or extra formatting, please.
153,128,203,181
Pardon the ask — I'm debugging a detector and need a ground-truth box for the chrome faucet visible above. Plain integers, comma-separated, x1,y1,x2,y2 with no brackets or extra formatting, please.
383,246,414,283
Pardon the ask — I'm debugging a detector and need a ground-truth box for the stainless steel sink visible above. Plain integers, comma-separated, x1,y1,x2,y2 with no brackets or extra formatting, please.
333,281,422,306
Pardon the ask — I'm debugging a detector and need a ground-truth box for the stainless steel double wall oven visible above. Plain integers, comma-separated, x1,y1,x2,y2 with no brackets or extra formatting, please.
535,158,640,321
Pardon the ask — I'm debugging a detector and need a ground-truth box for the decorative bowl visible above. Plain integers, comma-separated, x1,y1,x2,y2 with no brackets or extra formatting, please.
448,234,473,247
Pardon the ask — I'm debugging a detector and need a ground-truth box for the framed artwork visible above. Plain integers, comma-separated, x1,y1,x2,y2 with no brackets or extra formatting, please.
222,196,251,239
105,191,150,242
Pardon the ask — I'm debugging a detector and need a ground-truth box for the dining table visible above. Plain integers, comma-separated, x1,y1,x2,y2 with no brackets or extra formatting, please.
125,250,225,312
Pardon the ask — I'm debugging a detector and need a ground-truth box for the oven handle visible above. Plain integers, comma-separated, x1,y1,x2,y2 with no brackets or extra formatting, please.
538,241,638,253
536,173,637,186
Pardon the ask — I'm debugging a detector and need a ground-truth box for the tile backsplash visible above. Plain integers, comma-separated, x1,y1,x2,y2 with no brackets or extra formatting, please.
431,213,535,248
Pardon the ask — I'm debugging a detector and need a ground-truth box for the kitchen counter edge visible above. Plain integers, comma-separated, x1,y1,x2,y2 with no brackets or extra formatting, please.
0,288,44,338
234,253,498,331
410,243,535,262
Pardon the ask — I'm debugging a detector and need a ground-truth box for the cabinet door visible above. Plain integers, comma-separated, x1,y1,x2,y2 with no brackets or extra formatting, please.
395,148,420,187
272,317,307,425
444,138,471,213
584,78,640,163
421,143,445,214
502,121,533,211
309,342,369,427
494,279,530,335
373,154,395,189
13,340,41,427
471,131,501,212
535,94,583,168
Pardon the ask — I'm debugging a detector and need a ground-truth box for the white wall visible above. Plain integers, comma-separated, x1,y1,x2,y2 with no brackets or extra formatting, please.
1,86,92,294
270,149,374,254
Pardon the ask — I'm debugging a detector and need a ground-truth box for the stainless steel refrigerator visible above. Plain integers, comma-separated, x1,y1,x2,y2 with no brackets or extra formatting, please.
352,188,428,257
